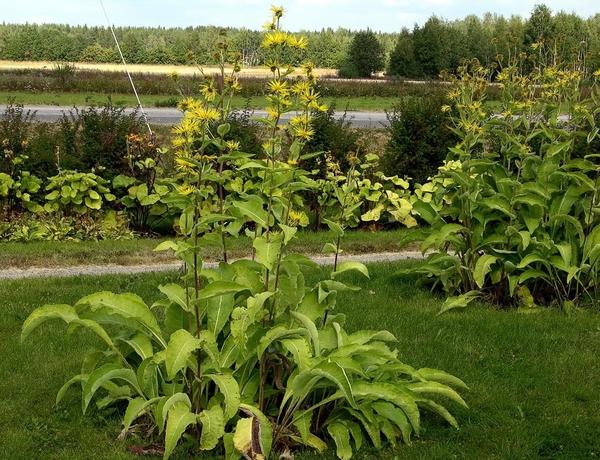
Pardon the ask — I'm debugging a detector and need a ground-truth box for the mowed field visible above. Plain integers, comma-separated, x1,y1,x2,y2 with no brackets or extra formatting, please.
0,60,338,77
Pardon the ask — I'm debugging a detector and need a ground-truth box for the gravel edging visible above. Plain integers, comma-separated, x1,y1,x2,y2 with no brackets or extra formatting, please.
0,251,424,280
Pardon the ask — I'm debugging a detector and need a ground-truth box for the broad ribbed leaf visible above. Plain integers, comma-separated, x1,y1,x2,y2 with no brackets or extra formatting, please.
474,254,497,288
407,381,468,408
373,401,412,444
417,399,459,429
206,374,240,421
159,284,189,311
122,332,154,359
21,304,78,342
331,261,370,279
327,422,353,460
439,291,479,314
253,235,281,271
257,326,307,357
164,402,197,460
121,397,160,434
76,292,162,340
351,381,420,433
233,196,269,227
290,311,320,356
199,281,250,300
197,404,225,450
207,294,235,336
82,363,142,413
165,329,202,380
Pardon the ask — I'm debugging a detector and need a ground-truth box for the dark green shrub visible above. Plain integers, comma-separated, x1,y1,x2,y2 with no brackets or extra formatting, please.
381,95,456,183
340,30,384,78
304,105,360,176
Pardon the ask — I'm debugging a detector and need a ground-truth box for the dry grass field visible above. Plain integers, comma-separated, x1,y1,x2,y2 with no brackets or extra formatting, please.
0,60,338,77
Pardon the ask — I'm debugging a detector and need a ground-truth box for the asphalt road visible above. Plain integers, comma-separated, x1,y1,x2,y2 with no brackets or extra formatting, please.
0,105,389,128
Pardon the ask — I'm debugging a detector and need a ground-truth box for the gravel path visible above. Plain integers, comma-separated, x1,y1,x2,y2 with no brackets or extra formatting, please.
0,251,424,280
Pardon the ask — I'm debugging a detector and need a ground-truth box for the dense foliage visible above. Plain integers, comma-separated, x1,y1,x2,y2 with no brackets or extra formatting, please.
339,30,385,78
405,63,600,312
20,10,466,460
382,94,457,183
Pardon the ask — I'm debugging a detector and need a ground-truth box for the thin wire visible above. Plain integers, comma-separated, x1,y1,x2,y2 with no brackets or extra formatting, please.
99,0,153,136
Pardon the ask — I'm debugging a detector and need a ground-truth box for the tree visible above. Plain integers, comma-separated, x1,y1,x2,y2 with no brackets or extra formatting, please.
342,29,384,78
387,28,418,77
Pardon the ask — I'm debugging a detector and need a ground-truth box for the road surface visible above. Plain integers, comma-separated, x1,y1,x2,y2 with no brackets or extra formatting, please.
0,105,389,129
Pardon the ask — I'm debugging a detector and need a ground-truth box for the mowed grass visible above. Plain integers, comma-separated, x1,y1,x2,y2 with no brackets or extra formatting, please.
1,261,599,459
0,90,398,111
0,228,414,268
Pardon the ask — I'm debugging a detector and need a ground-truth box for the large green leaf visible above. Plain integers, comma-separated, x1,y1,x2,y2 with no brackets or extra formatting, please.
159,284,190,311
164,329,202,380
439,291,479,314
372,401,412,444
164,402,197,460
197,404,225,450
205,374,240,421
474,254,497,288
233,196,269,228
331,261,370,279
199,281,250,301
290,311,320,357
207,294,235,336
21,304,78,342
121,397,160,435
82,363,142,413
351,381,420,433
253,235,282,272
327,422,353,460
76,292,162,341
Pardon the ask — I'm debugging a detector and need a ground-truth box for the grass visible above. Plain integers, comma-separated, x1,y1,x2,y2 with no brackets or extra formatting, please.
0,228,414,268
0,90,398,111
1,261,599,458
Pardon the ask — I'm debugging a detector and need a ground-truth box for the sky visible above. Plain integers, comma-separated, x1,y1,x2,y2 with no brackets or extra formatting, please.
1,0,599,33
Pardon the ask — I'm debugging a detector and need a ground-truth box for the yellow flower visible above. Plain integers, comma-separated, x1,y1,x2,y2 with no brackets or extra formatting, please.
225,140,241,151
293,126,314,140
190,106,220,123
268,79,289,96
441,105,451,113
200,81,216,102
262,30,288,48
175,157,195,170
271,5,284,18
287,35,308,50
177,184,194,196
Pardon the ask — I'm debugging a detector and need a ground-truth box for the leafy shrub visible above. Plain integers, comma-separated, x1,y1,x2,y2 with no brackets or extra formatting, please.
21,11,466,460
0,211,133,242
381,95,456,183
44,170,115,214
59,104,148,178
405,63,600,312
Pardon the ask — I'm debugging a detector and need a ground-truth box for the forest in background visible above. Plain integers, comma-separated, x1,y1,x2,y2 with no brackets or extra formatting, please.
0,5,599,77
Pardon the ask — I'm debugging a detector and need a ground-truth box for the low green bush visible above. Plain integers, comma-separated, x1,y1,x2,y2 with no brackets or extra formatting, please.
381,95,456,183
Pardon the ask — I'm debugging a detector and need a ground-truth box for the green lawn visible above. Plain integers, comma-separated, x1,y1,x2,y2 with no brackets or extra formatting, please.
0,228,414,268
0,91,399,111
1,262,599,458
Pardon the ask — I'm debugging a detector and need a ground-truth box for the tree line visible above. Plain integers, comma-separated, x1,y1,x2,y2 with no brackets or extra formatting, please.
0,5,599,77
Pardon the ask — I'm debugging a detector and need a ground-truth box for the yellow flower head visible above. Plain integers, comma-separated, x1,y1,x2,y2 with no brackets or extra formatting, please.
268,79,289,96
225,140,241,151
262,30,289,48
271,5,284,18
293,126,314,140
175,157,195,170
176,184,194,196
287,35,308,50
190,106,220,124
